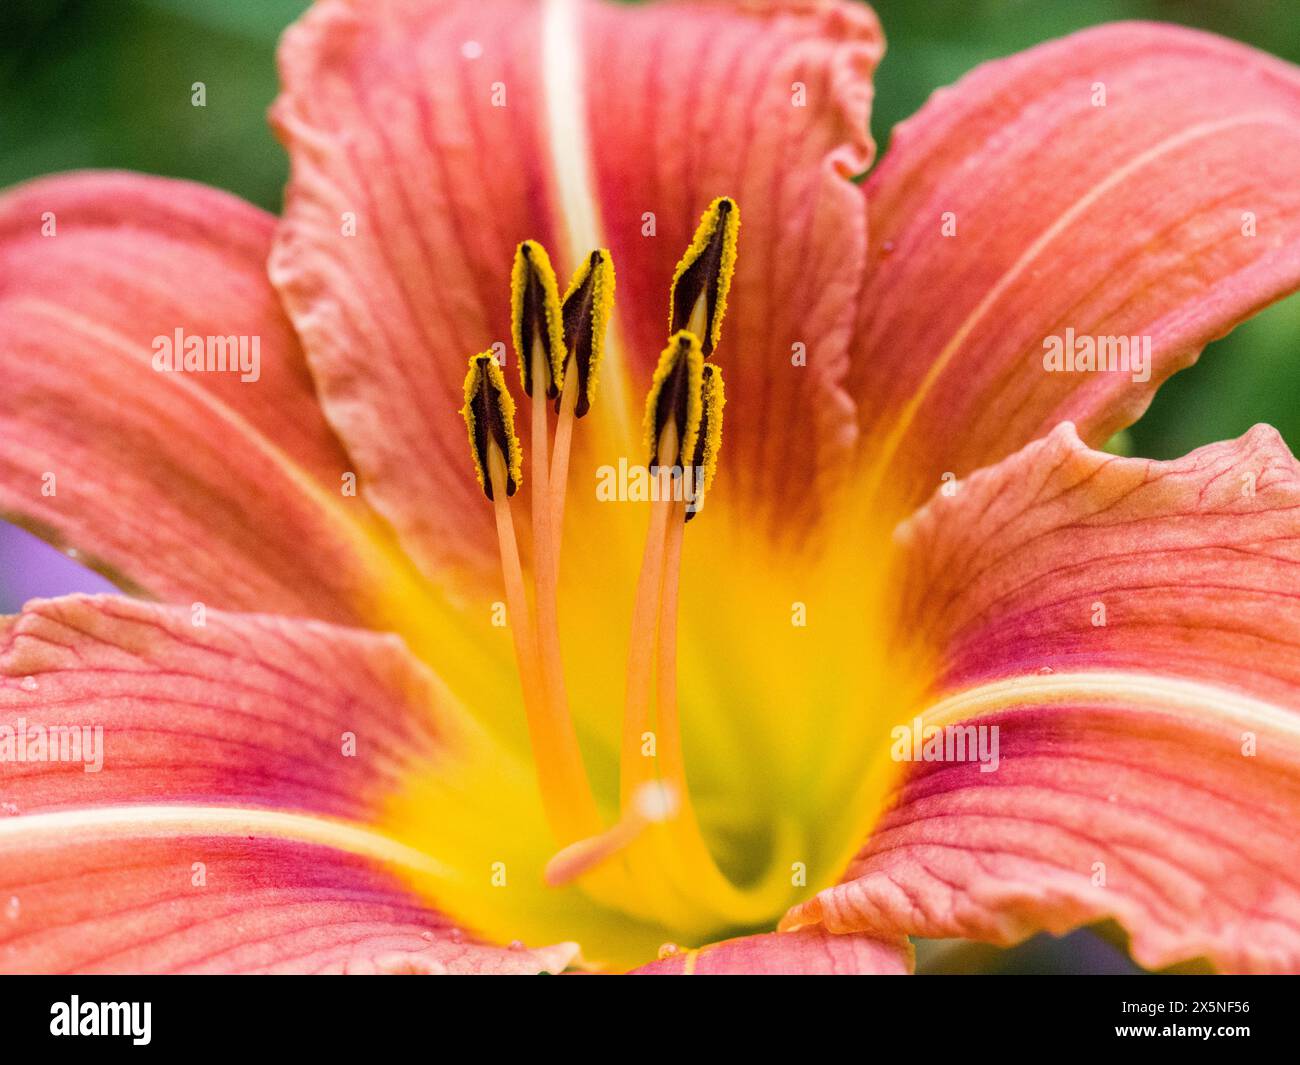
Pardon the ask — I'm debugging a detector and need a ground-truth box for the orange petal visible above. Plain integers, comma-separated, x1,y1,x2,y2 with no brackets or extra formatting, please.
852,23,1300,507
630,926,911,975
786,425,1300,972
581,0,882,533
0,594,575,973
900,422,1300,699
269,0,883,581
0,172,413,626
783,690,1300,973
0,594,460,818
0,825,575,974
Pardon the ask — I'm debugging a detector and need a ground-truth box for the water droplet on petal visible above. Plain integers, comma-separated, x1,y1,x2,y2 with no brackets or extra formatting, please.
461,40,483,60
0,802,18,816
1037,666,1054,675
657,942,680,959
4,896,19,920
420,930,435,942
508,940,525,951
448,927,463,942
19,676,37,692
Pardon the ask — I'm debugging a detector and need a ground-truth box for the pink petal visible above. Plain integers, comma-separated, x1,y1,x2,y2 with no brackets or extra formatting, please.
784,425,1300,972
630,926,911,975
0,172,412,625
269,0,882,581
901,422,1300,700
0,594,576,973
783,696,1300,973
851,23,1300,506
0,827,575,974
582,0,881,532
0,593,456,819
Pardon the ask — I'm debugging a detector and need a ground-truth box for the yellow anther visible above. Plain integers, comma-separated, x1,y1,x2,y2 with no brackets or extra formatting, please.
684,363,725,522
510,240,567,398
460,353,522,500
668,197,739,357
558,248,616,418
643,331,704,469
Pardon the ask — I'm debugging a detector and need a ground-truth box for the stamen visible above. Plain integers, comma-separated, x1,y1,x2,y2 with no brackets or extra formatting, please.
509,240,565,554
460,352,522,501
556,248,615,421
510,240,566,401
668,197,739,357
644,331,704,470
623,334,705,808
510,243,589,844
658,363,724,803
550,249,615,572
459,354,598,844
648,367,737,903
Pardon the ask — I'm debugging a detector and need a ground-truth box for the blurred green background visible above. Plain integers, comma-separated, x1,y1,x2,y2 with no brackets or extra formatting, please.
1,0,1297,973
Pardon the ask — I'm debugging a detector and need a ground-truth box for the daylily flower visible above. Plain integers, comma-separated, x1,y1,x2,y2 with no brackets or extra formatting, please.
2,0,1300,975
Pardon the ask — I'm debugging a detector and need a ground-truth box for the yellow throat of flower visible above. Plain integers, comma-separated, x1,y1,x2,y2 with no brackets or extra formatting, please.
381,198,930,970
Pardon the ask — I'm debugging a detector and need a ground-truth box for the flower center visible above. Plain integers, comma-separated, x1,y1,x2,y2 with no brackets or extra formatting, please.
377,198,935,968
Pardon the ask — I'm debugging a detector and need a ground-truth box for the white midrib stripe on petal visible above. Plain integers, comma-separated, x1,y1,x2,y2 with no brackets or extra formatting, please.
788,668,1300,928
541,0,632,431
542,0,602,269
0,804,454,879
921,669,1300,741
